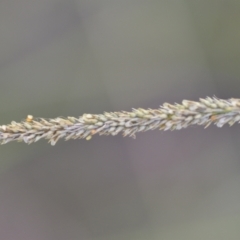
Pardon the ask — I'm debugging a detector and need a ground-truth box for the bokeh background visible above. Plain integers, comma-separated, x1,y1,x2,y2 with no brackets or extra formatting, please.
0,1,240,239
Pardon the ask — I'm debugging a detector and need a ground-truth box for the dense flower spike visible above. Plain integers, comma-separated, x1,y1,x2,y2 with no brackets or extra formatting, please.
1,97,240,145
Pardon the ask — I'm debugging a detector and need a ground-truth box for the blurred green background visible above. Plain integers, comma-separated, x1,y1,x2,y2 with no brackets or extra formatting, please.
0,1,240,239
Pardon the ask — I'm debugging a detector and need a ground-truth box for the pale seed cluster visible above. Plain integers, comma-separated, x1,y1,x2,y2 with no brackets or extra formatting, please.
0,97,240,145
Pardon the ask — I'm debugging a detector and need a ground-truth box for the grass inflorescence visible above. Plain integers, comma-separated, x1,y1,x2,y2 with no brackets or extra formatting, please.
1,97,240,145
